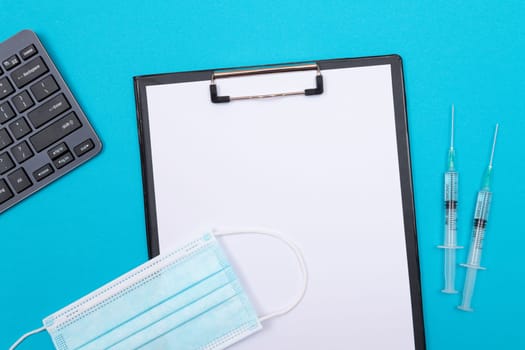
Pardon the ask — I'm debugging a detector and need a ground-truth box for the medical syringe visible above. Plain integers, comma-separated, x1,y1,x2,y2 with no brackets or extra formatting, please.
458,124,499,312
439,105,462,294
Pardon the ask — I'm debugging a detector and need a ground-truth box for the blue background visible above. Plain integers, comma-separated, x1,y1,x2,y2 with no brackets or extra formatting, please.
1,1,524,349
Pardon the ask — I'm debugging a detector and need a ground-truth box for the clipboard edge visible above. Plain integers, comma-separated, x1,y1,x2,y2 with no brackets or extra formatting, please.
134,76,160,258
389,57,427,350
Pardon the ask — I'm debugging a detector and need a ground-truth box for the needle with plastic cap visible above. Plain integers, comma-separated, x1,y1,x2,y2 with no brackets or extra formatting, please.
458,124,499,312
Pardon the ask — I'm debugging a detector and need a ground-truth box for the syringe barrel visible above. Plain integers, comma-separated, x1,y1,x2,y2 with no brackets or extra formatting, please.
466,190,492,266
445,171,458,202
444,171,458,246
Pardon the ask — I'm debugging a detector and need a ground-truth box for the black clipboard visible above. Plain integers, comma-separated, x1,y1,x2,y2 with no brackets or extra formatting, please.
134,56,425,349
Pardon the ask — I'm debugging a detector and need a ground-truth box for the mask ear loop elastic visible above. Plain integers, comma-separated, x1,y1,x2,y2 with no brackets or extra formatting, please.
9,325,46,350
213,228,308,322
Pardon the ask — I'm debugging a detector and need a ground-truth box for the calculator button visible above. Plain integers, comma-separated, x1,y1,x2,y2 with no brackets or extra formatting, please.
0,128,13,150
8,168,32,193
2,55,21,71
0,152,15,175
0,77,14,99
27,93,70,128
0,102,15,124
9,117,32,139
73,139,94,157
53,151,74,169
30,75,59,102
12,91,34,113
48,142,68,159
11,57,48,89
0,179,14,204
20,45,38,60
33,163,54,181
30,112,81,152
11,141,34,164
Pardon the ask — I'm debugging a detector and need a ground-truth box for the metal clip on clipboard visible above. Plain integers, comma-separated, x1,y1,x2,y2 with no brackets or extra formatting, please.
210,63,324,103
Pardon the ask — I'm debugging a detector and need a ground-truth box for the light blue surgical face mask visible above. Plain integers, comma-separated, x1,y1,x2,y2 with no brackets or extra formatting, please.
10,229,307,350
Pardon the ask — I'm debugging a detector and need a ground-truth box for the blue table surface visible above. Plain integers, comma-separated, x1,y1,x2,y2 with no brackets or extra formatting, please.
1,1,524,349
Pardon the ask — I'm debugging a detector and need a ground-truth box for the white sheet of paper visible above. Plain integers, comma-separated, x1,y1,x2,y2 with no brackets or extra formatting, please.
145,64,415,349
